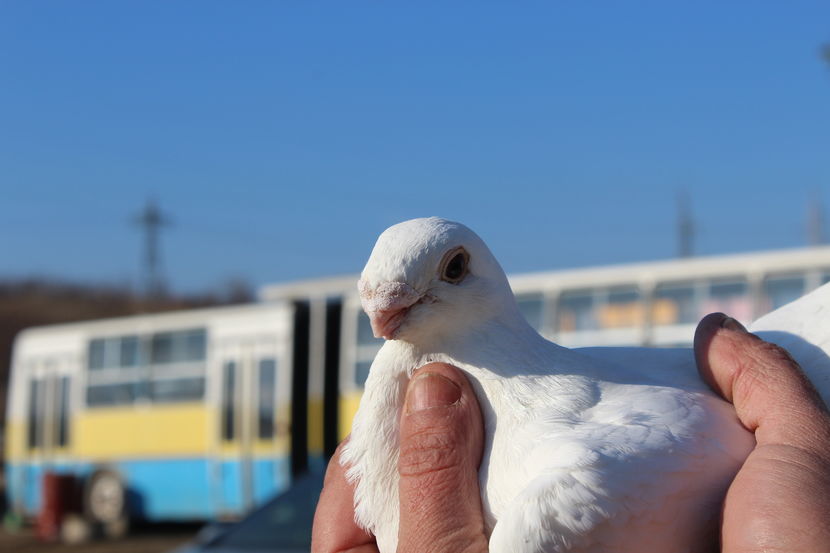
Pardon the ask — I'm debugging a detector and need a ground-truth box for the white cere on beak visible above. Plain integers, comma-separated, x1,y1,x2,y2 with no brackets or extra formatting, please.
357,280,421,313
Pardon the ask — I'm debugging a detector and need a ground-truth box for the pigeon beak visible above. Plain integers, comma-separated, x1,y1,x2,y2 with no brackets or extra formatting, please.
358,280,422,339
367,308,411,340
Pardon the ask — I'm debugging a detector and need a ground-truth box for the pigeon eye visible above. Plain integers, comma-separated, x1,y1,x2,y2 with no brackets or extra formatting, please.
440,247,469,284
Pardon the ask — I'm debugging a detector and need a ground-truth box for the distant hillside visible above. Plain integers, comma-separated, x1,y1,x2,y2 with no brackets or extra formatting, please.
0,278,253,425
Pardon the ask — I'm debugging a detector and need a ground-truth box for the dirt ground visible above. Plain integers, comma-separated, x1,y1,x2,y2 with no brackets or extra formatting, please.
0,523,200,553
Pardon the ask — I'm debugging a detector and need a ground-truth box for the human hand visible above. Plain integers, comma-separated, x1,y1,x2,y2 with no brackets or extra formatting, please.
694,312,830,553
311,362,488,553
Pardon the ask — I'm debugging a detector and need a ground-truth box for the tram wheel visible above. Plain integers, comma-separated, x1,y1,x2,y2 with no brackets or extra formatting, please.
84,469,128,534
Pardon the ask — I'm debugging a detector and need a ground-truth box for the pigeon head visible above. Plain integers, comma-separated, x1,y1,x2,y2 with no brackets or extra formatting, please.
358,217,518,343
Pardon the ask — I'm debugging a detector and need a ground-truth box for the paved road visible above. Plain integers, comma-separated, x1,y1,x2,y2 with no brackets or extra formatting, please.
0,524,199,553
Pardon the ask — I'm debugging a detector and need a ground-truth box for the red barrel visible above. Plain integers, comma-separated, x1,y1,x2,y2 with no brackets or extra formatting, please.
37,473,79,542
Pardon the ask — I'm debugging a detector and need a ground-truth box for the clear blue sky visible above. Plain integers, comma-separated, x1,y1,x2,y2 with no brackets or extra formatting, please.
2,2,829,294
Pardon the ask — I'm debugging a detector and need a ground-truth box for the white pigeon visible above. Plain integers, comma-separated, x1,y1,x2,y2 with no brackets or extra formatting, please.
340,217,830,553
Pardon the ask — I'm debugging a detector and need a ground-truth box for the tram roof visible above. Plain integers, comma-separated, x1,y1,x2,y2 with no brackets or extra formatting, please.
259,245,830,301
508,245,830,292
14,301,289,341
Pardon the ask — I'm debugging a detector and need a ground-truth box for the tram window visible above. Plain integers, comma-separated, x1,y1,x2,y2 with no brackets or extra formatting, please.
151,329,206,364
258,359,276,439
355,360,372,388
357,312,382,346
185,330,207,361
704,280,751,322
152,333,173,363
27,379,41,449
88,340,106,370
599,287,643,329
516,293,544,331
709,281,747,299
151,377,205,402
89,335,141,370
120,336,140,367
557,292,595,332
763,276,805,312
654,284,697,325
87,383,134,406
134,378,152,401
56,376,70,447
222,361,237,441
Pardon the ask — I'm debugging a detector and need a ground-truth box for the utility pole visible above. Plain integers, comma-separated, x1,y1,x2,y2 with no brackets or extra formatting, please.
133,198,172,298
807,191,826,246
677,191,695,258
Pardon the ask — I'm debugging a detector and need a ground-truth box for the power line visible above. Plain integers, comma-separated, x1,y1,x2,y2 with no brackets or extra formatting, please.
133,199,172,298
677,191,695,258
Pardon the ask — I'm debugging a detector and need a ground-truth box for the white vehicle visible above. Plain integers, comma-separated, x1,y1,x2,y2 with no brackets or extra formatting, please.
7,244,830,529
325,245,830,421
5,303,301,527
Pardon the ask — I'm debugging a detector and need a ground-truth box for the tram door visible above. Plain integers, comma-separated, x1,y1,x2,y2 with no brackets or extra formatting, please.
215,338,286,516
21,359,71,511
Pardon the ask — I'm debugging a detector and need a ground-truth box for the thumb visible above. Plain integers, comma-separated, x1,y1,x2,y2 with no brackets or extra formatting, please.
397,363,488,553
693,312,830,448
694,312,830,552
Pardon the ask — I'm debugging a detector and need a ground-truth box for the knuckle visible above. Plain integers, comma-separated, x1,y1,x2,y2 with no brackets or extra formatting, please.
399,426,461,478
728,341,781,405
729,357,762,407
754,340,799,368
744,340,803,387
732,337,826,414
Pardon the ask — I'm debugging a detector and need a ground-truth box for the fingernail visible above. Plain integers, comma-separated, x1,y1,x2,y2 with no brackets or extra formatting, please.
721,316,747,333
406,372,461,413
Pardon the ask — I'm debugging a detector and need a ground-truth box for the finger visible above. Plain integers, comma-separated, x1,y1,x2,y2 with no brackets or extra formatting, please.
694,313,830,552
397,363,488,553
311,439,378,553
693,312,830,450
